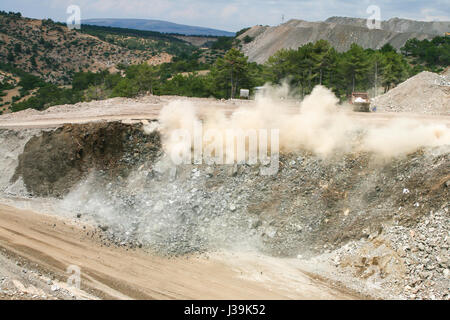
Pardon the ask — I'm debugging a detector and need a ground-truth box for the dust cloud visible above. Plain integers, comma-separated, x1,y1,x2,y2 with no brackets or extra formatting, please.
360,119,449,157
156,84,450,160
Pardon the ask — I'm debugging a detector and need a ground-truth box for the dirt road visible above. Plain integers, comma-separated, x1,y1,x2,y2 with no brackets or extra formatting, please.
0,203,358,300
0,95,448,129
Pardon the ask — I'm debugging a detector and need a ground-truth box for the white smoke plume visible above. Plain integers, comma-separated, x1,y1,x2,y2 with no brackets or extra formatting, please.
156,84,450,160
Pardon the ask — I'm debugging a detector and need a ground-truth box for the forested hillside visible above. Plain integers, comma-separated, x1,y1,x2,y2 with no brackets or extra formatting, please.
1,11,448,115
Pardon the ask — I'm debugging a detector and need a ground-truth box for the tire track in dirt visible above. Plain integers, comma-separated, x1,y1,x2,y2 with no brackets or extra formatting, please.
0,203,359,300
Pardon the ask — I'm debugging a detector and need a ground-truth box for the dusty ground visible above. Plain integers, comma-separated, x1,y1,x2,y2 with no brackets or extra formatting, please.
0,203,358,300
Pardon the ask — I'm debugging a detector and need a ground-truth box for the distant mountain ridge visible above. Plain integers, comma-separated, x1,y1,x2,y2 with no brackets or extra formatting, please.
238,17,449,63
82,18,235,37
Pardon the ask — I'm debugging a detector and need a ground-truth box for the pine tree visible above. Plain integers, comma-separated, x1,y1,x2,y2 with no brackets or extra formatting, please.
341,44,370,93
381,51,409,92
212,48,249,99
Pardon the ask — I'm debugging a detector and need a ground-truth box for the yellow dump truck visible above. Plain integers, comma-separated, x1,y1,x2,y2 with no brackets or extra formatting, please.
350,92,370,112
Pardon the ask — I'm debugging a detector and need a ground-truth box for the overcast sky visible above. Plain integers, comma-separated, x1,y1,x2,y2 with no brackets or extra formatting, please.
0,0,448,32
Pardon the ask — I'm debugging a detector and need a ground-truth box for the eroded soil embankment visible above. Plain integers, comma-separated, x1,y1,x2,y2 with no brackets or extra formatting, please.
6,121,449,259
11,122,161,197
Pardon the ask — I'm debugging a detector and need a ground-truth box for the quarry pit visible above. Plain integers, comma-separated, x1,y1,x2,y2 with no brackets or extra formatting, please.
0,91,448,300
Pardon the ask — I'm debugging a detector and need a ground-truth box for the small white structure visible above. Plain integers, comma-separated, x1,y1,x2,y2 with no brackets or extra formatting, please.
240,89,250,99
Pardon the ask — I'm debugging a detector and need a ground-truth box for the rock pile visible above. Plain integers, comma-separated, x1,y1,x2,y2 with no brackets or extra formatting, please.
311,203,449,300
371,71,449,115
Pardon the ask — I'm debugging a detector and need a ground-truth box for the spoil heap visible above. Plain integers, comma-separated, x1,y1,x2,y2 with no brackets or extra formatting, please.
372,71,449,115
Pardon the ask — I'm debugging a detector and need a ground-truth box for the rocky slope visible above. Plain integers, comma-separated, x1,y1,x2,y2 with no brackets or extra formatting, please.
238,18,446,63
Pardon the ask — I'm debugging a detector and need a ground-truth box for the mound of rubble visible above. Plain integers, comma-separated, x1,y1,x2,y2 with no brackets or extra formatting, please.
371,71,449,115
301,203,449,300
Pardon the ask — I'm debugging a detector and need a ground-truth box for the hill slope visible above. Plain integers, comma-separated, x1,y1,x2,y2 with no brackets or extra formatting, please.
0,13,192,84
83,18,235,37
239,18,447,63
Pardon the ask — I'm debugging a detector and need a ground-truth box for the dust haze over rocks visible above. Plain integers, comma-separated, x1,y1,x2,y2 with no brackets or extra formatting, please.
159,85,450,159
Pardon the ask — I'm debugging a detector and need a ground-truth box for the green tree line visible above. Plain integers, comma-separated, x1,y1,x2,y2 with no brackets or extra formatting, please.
401,36,450,72
265,41,412,98
8,36,449,112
